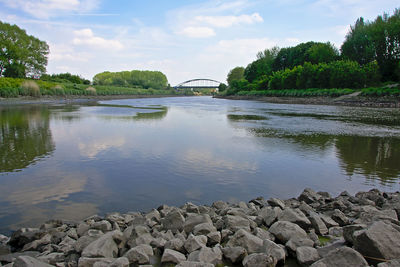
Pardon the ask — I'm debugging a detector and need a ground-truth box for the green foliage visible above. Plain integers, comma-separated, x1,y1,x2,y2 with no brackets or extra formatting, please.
244,47,280,83
226,66,245,87
341,9,400,81
93,70,168,89
0,20,49,78
218,83,227,92
41,73,90,84
236,88,356,97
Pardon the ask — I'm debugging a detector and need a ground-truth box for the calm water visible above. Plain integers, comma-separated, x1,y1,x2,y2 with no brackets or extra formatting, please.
1,96,400,234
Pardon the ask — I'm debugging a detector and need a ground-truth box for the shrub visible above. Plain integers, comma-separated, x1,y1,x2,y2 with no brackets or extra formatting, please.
85,86,97,95
21,80,41,97
52,85,65,95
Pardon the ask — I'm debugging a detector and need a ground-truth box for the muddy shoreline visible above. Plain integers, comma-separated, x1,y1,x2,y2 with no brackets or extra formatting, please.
214,95,400,108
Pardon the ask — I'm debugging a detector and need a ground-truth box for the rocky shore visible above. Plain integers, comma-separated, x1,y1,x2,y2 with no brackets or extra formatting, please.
0,188,399,267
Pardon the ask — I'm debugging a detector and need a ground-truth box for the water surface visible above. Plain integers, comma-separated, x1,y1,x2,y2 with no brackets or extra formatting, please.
1,96,399,234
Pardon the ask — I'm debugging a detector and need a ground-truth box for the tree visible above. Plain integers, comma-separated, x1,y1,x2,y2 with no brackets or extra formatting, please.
244,47,280,83
218,83,227,92
227,67,245,87
0,21,49,77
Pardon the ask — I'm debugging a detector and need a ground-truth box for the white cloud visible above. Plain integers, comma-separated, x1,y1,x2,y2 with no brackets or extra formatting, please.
194,13,263,28
180,27,216,38
0,0,99,19
72,28,123,50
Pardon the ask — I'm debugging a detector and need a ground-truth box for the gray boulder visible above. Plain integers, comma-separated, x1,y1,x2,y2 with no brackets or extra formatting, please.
184,234,207,253
37,252,65,265
206,231,221,246
328,226,343,237
296,246,320,266
223,215,251,232
377,259,400,267
222,246,247,263
78,257,113,267
187,246,223,265
192,222,216,235
309,214,328,235
319,214,339,228
124,244,153,264
286,236,314,254
331,209,349,226
92,220,112,232
183,214,212,234
353,221,400,260
257,207,281,227
14,256,53,267
267,198,285,209
298,188,321,204
164,238,185,253
226,229,263,254
263,239,285,263
269,221,308,243
161,249,186,264
176,261,214,267
343,224,367,245
161,210,185,233
93,257,129,267
81,230,123,258
242,253,277,267
278,208,311,229
254,227,275,241
310,247,368,267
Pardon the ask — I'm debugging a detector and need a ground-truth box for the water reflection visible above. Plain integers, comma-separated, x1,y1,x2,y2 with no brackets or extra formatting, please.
0,106,54,172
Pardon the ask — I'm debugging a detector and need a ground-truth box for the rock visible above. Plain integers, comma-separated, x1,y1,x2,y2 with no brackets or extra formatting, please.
309,214,328,235
268,198,285,209
269,221,308,243
223,215,251,232
183,234,207,253
81,230,122,258
212,201,228,211
257,207,281,227
78,257,113,267
165,238,185,253
377,259,400,267
183,214,212,234
353,221,400,260
242,253,277,267
0,244,11,255
319,214,339,228
278,208,311,229
187,247,223,265
285,236,314,254
328,226,343,237
77,223,90,237
161,249,186,264
176,261,214,267
206,231,221,246
317,239,346,258
161,210,185,233
21,233,52,252
92,220,112,232
0,252,40,264
222,246,247,263
331,209,349,226
354,206,398,225
66,228,79,240
254,227,275,241
343,224,366,245
14,255,53,267
58,236,76,253
226,229,263,254
311,247,368,267
262,239,285,264
299,188,321,204
296,246,320,266
192,223,216,235
93,257,129,267
8,228,41,249
145,209,161,223
124,244,153,264
37,252,65,265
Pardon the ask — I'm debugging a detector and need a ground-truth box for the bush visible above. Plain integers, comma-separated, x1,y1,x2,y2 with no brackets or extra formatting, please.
52,85,65,95
85,86,97,95
21,80,41,97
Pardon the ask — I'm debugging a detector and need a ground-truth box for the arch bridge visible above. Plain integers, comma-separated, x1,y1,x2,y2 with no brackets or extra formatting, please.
174,79,223,90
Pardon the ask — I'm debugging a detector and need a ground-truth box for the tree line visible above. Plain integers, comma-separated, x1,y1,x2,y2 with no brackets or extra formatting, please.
224,8,400,95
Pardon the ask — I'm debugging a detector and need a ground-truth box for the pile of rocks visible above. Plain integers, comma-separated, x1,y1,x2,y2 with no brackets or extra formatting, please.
0,188,400,267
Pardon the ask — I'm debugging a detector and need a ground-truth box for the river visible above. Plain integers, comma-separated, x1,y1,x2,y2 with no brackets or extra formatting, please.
1,96,399,234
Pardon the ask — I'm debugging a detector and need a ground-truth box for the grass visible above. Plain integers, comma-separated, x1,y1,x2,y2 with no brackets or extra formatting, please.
318,235,331,246
0,77,190,98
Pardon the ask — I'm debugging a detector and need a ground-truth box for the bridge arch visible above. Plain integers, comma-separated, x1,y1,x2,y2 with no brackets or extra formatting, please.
174,79,224,90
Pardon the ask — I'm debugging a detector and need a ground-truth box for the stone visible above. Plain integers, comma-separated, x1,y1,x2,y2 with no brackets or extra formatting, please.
164,238,185,253
377,259,400,267
328,226,343,237
226,229,263,254
78,257,113,267
269,221,308,243
263,239,285,263
21,234,52,252
66,228,79,240
242,253,277,267
77,223,90,237
317,239,346,258
206,231,221,246
212,201,228,211
354,206,398,225
298,188,321,204
161,210,185,233
14,256,53,267
311,247,368,267
58,236,76,253
0,252,40,264
257,207,281,227
8,228,41,249
124,244,153,264
223,215,251,232
37,252,65,265
161,249,186,264
285,236,314,254
81,230,123,258
192,222,216,235
183,234,207,253
278,208,311,229
92,220,112,232
74,236,99,253
267,198,285,209
222,246,247,263
0,244,11,255
176,261,214,267
319,214,339,228
254,227,275,241
309,214,328,235
187,247,223,265
296,246,320,266
93,257,129,267
353,221,400,260
183,214,212,234
343,224,366,245
331,209,349,226
145,209,161,223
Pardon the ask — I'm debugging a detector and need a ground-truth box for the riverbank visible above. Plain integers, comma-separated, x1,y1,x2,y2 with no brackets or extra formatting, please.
0,188,399,266
215,95,400,108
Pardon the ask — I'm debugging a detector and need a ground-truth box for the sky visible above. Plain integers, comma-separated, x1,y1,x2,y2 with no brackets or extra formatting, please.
0,0,398,85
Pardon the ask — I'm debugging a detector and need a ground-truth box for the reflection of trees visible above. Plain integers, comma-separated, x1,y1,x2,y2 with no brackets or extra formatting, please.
335,136,400,184
0,106,54,172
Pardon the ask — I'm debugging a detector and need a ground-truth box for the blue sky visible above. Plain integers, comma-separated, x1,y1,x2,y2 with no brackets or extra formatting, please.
0,0,398,85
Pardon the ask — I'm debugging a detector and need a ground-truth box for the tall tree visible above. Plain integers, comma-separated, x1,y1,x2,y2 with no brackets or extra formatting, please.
244,47,280,83
227,66,245,87
0,21,49,78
